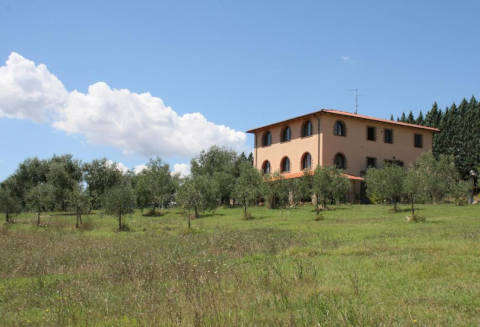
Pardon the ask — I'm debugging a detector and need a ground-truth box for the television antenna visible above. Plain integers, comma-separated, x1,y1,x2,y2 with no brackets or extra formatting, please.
348,88,359,114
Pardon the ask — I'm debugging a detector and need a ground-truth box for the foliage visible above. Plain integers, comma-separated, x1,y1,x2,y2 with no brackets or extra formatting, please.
25,183,55,226
262,172,290,209
67,184,91,228
312,166,350,213
47,154,83,211
141,157,176,215
365,164,405,211
232,162,262,218
83,158,124,209
396,97,480,178
103,179,135,231
177,175,219,222
0,177,22,223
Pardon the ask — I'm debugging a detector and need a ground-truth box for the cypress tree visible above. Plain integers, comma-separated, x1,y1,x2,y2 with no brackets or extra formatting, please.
400,112,407,122
407,111,415,124
416,111,424,125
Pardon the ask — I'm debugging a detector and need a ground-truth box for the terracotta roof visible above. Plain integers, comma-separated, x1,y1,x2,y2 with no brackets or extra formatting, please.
269,170,364,181
246,109,439,133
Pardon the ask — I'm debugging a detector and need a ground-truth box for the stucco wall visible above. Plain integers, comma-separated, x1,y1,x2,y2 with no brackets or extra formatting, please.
320,114,434,176
254,118,320,174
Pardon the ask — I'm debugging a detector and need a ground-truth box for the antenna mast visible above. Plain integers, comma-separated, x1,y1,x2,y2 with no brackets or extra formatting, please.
353,88,358,114
348,88,359,114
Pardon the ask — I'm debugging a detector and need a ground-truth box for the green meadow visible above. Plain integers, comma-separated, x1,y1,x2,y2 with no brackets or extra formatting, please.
1,204,479,326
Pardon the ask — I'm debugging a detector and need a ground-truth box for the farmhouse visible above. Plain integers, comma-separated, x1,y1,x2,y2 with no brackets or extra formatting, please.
247,109,439,201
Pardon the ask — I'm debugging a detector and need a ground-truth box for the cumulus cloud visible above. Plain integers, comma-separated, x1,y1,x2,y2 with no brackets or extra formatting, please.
105,159,130,174
172,163,190,178
0,52,247,157
134,164,147,175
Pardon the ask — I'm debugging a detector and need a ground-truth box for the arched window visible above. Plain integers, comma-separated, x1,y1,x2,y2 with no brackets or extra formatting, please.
334,153,346,169
302,120,313,137
281,126,291,142
334,120,346,137
301,152,312,170
280,157,290,173
262,160,271,174
263,131,272,146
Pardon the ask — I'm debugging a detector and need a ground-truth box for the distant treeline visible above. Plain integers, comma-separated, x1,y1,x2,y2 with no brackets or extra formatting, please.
392,96,480,178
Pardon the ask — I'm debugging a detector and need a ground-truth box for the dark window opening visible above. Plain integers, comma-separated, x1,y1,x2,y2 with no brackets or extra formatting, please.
367,126,376,141
334,153,346,169
281,126,291,142
262,161,270,174
384,129,393,144
301,153,312,170
366,157,377,168
334,120,346,137
281,157,290,173
302,120,312,137
263,131,272,146
414,134,423,148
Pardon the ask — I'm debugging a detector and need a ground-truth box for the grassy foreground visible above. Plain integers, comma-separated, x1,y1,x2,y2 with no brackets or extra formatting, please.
1,204,479,326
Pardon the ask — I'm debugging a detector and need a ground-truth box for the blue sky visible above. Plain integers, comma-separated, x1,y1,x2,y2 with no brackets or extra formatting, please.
1,0,480,180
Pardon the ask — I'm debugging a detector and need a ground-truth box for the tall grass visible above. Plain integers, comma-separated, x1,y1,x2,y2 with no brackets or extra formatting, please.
0,204,479,326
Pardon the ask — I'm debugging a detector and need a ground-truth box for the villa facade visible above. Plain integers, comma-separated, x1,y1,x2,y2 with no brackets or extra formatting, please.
247,109,439,201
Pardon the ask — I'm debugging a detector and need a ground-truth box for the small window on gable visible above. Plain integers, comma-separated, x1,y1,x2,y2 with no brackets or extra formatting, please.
334,153,346,169
334,120,346,137
301,152,312,170
262,161,271,174
281,126,291,142
384,129,393,144
263,131,272,146
367,126,376,141
281,157,290,173
302,120,312,137
414,134,423,148
366,157,377,168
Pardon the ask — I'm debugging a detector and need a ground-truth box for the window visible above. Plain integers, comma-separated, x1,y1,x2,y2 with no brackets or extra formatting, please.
334,120,346,137
384,159,404,167
334,153,346,169
263,131,272,146
366,157,377,168
384,128,393,144
302,120,312,137
281,126,291,142
367,126,376,141
262,161,271,174
414,134,423,148
301,152,312,170
281,157,290,173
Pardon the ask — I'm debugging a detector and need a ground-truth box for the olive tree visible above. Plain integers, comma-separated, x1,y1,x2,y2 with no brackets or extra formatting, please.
365,164,405,211
312,166,350,213
67,184,91,228
26,183,55,226
103,181,135,231
232,162,262,218
0,182,21,223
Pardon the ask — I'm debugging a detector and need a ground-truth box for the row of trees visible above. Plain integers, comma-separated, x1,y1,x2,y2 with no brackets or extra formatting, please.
366,152,471,216
0,146,473,229
392,96,480,178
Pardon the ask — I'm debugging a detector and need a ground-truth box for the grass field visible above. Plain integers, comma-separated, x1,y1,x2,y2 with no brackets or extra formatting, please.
1,204,479,326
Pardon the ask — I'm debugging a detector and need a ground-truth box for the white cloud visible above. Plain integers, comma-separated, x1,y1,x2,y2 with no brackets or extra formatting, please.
341,56,353,63
172,163,190,178
0,52,68,122
134,164,147,175
0,52,248,157
105,159,130,174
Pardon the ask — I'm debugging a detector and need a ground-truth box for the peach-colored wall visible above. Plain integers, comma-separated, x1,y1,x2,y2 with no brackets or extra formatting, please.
253,113,434,177
321,114,433,176
254,118,320,174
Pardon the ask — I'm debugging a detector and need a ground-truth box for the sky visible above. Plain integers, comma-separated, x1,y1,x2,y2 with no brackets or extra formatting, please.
1,0,480,180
